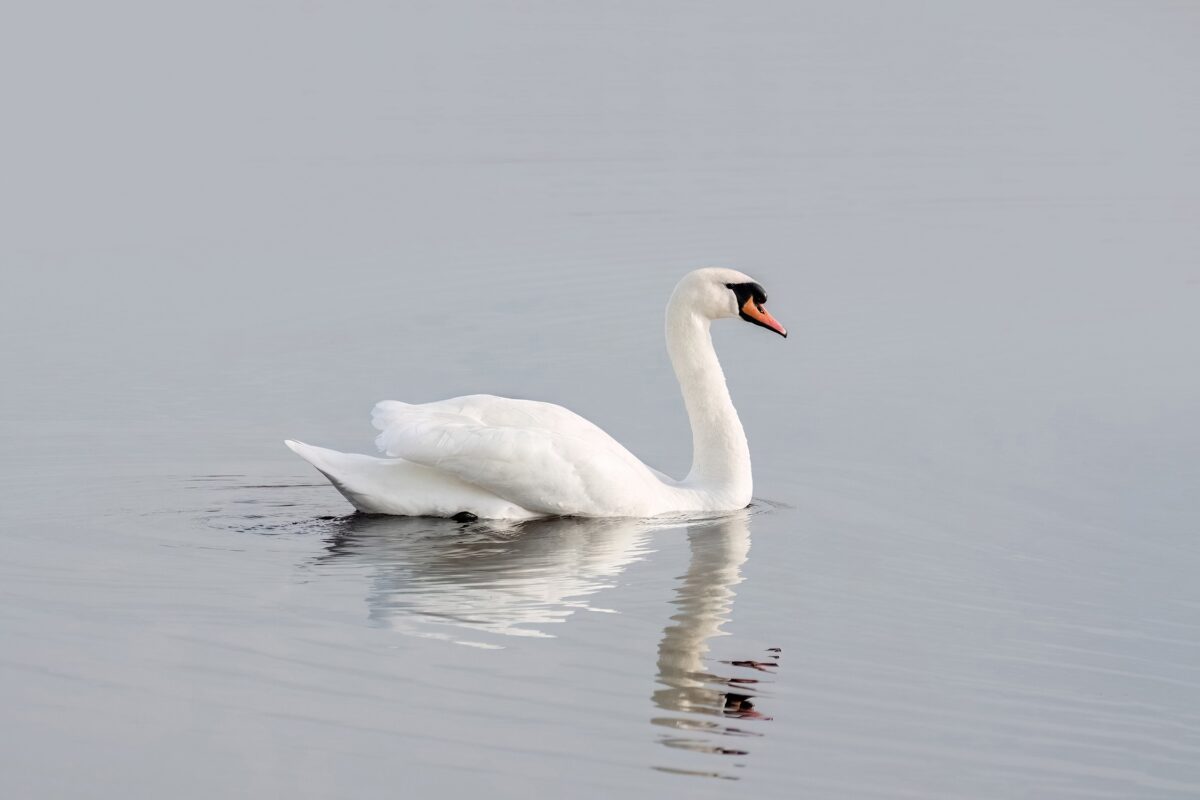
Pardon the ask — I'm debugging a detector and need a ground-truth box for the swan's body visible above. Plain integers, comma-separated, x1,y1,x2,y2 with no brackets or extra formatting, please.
286,268,786,519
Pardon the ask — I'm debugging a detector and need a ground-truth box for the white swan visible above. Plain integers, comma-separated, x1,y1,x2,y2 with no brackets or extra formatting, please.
285,268,787,519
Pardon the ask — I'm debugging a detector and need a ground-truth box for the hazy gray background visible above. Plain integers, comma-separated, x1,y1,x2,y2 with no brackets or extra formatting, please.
2,1,1199,797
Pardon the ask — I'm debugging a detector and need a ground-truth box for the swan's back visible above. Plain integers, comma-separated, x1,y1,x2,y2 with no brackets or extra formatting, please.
374,394,607,438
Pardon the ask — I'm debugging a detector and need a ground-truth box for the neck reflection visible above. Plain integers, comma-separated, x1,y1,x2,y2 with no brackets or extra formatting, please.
652,512,776,779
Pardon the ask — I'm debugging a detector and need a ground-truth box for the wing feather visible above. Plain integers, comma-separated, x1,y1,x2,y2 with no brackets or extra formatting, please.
371,395,663,516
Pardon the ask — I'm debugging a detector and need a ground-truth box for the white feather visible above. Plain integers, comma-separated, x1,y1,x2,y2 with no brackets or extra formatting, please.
369,396,670,516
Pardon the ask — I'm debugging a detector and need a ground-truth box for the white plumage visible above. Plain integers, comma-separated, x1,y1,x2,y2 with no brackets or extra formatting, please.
286,268,786,519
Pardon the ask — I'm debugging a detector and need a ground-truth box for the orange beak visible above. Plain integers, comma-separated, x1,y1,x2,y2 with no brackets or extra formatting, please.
740,297,788,338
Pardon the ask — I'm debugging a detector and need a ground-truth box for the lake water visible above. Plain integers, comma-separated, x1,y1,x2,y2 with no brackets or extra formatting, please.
3,2,1200,797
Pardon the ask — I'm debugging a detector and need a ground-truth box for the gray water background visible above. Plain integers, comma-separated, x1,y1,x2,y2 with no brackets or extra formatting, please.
2,2,1199,797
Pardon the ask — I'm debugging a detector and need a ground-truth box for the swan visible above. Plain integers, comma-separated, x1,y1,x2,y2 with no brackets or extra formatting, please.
285,268,787,519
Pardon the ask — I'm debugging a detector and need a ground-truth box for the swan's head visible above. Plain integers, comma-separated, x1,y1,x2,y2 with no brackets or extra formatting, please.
673,268,787,338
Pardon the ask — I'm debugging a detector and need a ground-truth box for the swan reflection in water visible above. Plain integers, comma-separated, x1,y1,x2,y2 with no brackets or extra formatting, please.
314,509,774,775
317,514,653,644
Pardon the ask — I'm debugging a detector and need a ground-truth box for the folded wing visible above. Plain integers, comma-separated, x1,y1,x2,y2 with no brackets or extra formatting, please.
372,395,665,516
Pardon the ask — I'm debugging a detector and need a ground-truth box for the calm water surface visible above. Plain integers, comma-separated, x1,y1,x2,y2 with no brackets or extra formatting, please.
3,2,1200,798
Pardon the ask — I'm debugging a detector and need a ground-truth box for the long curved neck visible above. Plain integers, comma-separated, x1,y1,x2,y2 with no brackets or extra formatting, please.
665,294,752,495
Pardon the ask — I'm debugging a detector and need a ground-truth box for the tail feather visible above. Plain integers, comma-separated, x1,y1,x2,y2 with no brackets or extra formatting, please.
283,439,537,519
